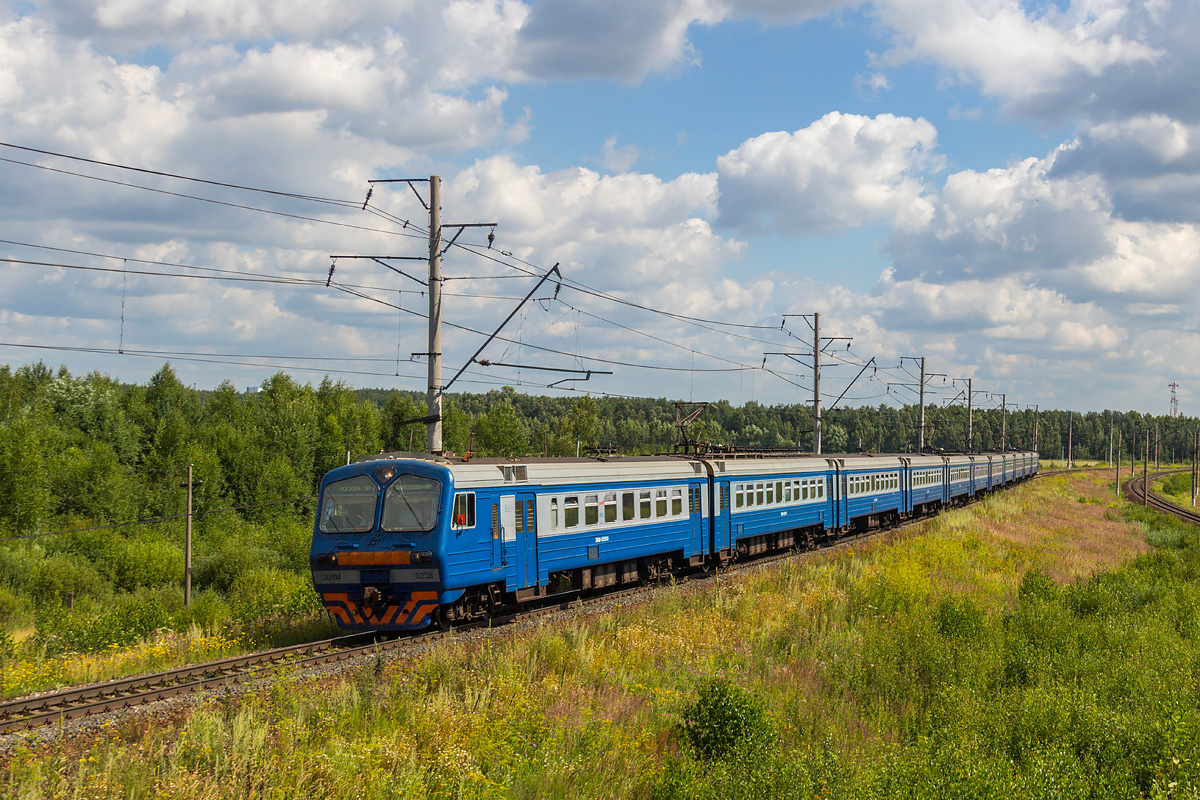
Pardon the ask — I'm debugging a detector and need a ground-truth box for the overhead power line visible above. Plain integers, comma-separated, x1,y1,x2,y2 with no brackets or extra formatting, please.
0,141,358,206
0,155,426,240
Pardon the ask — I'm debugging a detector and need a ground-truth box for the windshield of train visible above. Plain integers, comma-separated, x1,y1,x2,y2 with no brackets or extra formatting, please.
381,474,442,532
318,475,378,533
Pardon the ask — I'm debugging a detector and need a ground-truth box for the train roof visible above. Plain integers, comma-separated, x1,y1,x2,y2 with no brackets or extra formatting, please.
348,450,1038,490
356,452,702,489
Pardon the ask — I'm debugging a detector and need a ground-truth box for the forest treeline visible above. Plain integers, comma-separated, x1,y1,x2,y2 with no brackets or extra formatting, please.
1,360,1193,540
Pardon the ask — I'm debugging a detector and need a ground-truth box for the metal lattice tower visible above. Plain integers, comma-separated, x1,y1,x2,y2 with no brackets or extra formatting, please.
1169,381,1180,418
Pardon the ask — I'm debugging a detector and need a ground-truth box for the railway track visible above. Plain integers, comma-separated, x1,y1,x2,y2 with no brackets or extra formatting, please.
1,470,1062,736
1125,469,1200,527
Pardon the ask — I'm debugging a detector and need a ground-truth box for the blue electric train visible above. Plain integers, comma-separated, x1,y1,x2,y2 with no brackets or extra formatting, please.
310,450,1038,631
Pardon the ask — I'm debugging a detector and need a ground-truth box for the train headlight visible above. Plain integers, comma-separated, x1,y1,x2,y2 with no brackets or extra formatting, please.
412,551,433,564
374,467,396,484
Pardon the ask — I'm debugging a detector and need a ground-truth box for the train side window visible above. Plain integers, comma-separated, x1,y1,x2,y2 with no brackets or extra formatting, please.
672,488,683,516
550,498,559,530
585,495,599,525
783,483,792,502
656,489,668,518
775,481,783,502
745,486,754,507
451,493,476,530
802,482,810,501
736,486,744,508
639,491,652,520
765,483,774,505
756,483,765,506
564,497,579,528
515,500,525,533
818,481,825,499
604,492,618,523
622,492,635,521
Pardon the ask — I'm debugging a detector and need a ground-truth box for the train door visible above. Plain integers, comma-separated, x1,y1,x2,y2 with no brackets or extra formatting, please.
489,496,504,573
714,479,731,556
514,493,538,589
498,495,515,584
691,482,707,558
829,459,844,531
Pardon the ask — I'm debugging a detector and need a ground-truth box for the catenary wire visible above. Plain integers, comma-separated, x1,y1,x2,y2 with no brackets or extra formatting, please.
0,156,428,240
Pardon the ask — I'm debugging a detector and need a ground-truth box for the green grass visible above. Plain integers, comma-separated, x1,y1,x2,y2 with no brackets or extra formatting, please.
5,474,1199,799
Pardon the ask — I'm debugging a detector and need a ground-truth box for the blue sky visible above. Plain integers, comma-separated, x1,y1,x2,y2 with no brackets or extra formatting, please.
1,0,1197,416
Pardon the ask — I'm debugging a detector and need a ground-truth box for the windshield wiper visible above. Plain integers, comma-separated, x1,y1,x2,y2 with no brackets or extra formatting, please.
394,483,424,529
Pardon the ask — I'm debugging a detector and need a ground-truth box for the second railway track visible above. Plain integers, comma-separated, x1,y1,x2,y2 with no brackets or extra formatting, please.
1125,468,1200,527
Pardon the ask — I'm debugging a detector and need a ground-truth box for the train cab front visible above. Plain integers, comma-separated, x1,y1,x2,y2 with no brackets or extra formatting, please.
310,460,455,632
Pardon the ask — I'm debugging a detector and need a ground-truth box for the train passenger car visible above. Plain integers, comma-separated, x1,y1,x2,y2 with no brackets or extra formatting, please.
525,457,708,593
988,454,1005,490
947,455,975,503
971,455,991,495
834,456,905,531
719,456,833,557
905,454,946,514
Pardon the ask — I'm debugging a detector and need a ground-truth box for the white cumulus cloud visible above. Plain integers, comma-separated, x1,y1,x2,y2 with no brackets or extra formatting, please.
716,111,941,234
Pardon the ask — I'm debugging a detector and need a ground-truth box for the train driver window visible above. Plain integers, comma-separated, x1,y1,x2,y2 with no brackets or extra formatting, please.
585,495,599,525
319,474,378,534
622,492,635,521
639,491,652,520
564,497,579,528
550,498,559,530
451,492,475,530
605,492,618,523
381,474,442,532
655,489,668,518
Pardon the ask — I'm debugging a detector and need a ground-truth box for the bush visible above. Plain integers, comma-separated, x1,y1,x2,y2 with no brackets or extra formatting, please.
7,547,110,606
0,583,31,629
173,590,232,632
681,676,774,761
114,536,185,591
935,595,985,640
34,588,174,654
194,543,283,593
228,568,323,635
